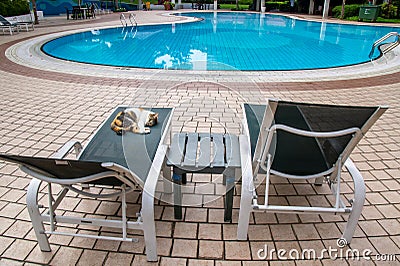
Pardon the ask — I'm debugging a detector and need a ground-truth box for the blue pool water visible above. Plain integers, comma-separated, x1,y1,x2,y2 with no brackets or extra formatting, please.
42,12,399,71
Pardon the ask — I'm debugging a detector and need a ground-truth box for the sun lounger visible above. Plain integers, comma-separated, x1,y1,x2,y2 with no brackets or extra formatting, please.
0,106,174,261
237,99,387,244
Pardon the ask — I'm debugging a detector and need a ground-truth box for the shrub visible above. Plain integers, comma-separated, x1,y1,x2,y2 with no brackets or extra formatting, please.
240,0,253,5
265,1,290,11
381,2,398,18
219,0,235,4
332,4,361,18
332,5,341,18
219,0,253,5
0,0,29,17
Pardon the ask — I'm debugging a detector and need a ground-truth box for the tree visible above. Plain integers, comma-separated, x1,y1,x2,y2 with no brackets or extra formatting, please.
0,0,32,19
340,0,346,18
31,0,39,24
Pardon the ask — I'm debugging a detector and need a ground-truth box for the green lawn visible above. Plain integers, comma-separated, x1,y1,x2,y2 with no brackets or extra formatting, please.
376,17,400,23
347,15,400,23
219,4,250,10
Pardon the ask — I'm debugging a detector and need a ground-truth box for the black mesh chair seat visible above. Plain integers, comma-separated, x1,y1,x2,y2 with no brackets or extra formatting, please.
244,102,379,176
0,107,172,187
79,107,172,183
0,155,119,186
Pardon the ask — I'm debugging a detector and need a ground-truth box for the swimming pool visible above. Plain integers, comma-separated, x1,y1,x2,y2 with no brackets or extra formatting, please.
42,12,399,71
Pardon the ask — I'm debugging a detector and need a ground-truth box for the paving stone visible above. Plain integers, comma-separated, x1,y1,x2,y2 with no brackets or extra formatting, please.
0,217,14,235
160,257,187,266
173,222,198,239
3,220,32,238
315,223,343,239
225,241,251,260
2,239,36,261
0,236,14,256
292,224,320,240
172,239,198,258
270,224,296,241
188,259,215,266
104,252,134,265
198,240,224,259
369,236,400,255
198,223,222,240
76,249,107,266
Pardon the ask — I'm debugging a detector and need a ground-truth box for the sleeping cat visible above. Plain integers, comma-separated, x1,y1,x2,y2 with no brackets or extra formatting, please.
111,108,158,135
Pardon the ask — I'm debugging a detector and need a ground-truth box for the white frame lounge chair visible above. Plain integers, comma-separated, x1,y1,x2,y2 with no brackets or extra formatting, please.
0,17,19,35
237,99,387,244
0,106,174,262
0,15,34,34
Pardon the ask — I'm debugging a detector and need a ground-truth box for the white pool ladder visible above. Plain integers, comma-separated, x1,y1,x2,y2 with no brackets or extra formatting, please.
369,32,400,60
120,13,128,27
129,14,138,28
120,13,138,39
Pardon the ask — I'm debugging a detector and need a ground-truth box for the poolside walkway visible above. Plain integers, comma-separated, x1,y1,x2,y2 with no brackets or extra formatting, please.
0,11,399,265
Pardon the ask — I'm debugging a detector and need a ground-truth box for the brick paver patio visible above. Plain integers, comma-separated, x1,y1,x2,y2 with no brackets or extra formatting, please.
0,11,399,265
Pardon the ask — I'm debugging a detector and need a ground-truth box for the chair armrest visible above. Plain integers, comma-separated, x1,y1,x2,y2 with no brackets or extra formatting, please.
51,140,83,159
143,144,168,197
342,158,366,242
237,135,255,240
239,135,255,196
270,124,361,138
344,158,365,195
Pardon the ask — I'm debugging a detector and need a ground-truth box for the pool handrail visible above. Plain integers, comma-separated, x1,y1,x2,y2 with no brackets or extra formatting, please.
129,13,137,28
120,13,127,27
369,32,400,59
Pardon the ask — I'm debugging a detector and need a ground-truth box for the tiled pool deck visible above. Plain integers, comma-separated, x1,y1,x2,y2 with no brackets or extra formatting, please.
0,11,399,265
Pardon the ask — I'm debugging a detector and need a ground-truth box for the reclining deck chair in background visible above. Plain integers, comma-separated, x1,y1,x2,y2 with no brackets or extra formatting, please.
0,15,19,35
237,99,387,244
0,106,174,262
0,15,34,33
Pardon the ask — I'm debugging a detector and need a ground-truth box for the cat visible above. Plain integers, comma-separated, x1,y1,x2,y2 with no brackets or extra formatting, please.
111,107,158,135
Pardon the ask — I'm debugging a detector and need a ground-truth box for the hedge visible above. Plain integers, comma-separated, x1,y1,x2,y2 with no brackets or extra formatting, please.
265,1,291,11
219,0,252,4
332,4,361,18
0,0,29,17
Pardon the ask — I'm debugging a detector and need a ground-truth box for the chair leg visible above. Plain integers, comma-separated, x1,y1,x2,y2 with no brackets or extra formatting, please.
224,168,236,222
162,160,172,193
314,176,324,186
142,191,158,261
172,169,183,219
342,159,366,244
26,178,51,251
237,181,253,240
